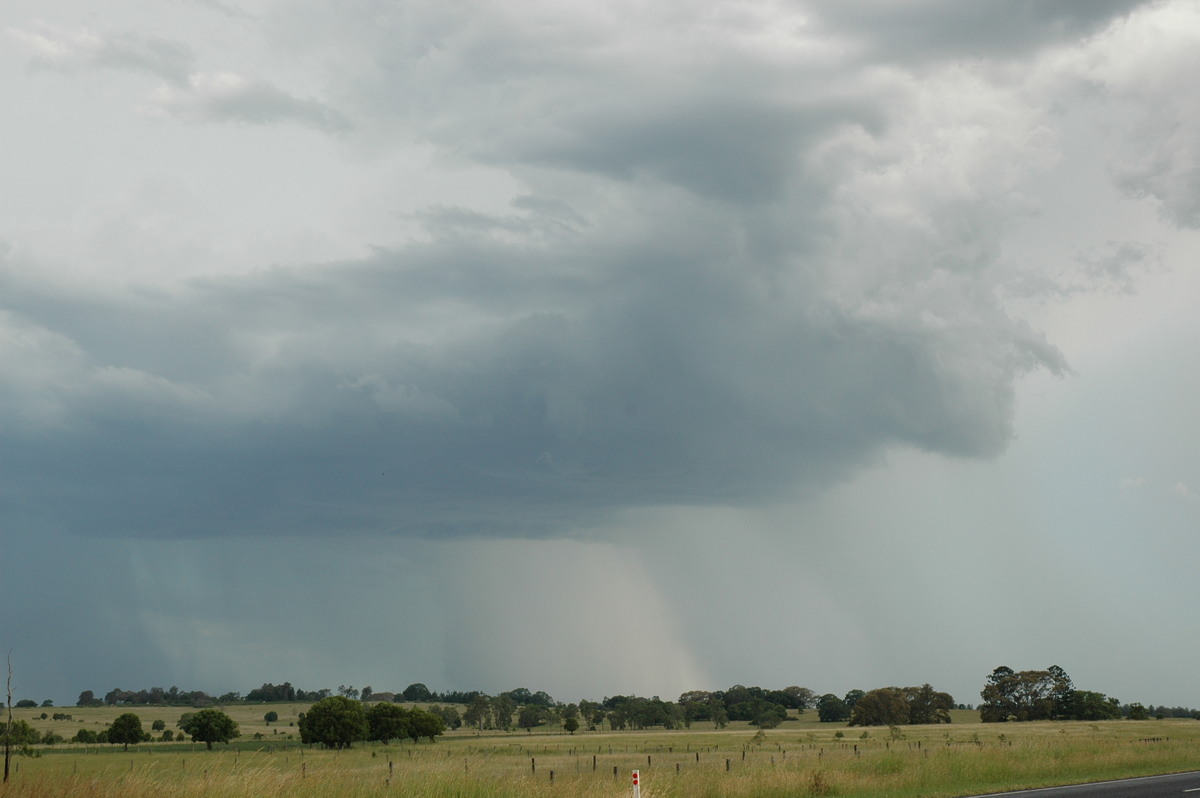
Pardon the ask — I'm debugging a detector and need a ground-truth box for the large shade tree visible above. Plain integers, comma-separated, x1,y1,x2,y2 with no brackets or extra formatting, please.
107,713,146,751
180,708,239,750
299,696,368,749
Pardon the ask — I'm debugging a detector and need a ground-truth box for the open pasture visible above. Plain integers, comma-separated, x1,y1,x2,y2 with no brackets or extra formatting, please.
4,709,1200,797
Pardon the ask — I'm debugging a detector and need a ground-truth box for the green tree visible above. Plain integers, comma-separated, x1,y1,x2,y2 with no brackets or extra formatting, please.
76,690,101,708
107,713,146,751
817,694,850,723
709,699,729,729
905,684,954,725
849,688,909,727
366,702,412,744
407,708,445,743
264,711,279,724
750,704,786,728
491,694,516,731
563,716,579,734
429,705,461,730
782,686,817,710
1047,665,1075,719
1066,691,1121,721
0,721,38,747
402,683,433,702
463,695,491,730
843,689,865,708
299,696,368,749
518,704,547,730
981,666,1080,722
578,699,602,731
151,719,166,731
180,708,239,750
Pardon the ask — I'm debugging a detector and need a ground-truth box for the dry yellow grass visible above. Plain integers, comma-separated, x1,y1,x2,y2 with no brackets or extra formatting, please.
6,709,1199,798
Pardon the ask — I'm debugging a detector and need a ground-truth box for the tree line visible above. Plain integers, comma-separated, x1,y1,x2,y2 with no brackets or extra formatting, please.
975,665,1175,722
47,668,1200,736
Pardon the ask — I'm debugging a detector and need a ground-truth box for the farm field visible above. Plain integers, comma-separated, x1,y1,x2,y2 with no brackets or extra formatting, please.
3,706,1200,797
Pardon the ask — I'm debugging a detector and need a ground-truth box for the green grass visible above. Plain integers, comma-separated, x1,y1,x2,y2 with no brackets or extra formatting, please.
5,707,1200,797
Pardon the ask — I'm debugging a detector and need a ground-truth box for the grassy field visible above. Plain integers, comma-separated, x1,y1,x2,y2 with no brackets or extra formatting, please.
3,705,1199,797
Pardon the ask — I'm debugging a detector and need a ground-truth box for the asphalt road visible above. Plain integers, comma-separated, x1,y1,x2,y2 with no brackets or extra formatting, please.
963,772,1200,798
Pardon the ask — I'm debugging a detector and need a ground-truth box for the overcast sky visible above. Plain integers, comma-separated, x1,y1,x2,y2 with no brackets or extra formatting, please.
3,0,1199,711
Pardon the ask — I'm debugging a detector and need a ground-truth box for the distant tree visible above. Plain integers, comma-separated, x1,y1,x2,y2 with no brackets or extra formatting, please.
849,689,909,727
980,667,1019,722
463,695,491,730
709,699,729,729
407,709,445,743
518,704,548,730
76,690,101,708
264,711,279,724
246,682,296,703
1127,703,1149,720
366,702,412,744
905,684,954,725
563,716,579,734
107,713,146,751
402,683,433,702
981,666,1100,722
180,708,239,750
1065,691,1121,721
843,689,866,709
578,699,603,731
491,695,516,731
41,700,53,708
504,688,533,704
1047,665,1075,719
360,686,373,702
299,696,368,749
72,728,99,744
337,685,360,700
817,694,850,723
428,705,462,730
151,719,166,731
782,686,817,710
750,704,787,728
14,701,35,709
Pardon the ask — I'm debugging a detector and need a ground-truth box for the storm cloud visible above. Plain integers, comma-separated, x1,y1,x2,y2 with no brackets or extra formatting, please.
0,0,1101,540
3,0,1199,707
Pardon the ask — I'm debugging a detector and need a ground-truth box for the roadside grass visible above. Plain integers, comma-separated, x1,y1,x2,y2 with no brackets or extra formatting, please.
5,710,1199,797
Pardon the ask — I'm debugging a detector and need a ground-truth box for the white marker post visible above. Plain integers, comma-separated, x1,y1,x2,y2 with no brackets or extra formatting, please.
632,768,641,798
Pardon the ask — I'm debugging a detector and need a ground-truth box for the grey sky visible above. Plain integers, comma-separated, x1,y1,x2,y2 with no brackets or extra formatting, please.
2,0,1198,709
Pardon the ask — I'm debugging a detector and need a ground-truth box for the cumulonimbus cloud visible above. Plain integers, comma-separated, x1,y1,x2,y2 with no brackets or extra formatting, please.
5,0,1191,542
